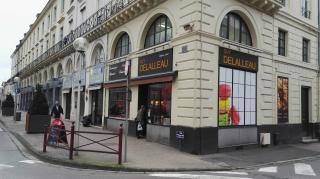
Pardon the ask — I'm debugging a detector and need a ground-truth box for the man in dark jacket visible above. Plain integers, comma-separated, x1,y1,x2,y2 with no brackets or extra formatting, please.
51,101,64,119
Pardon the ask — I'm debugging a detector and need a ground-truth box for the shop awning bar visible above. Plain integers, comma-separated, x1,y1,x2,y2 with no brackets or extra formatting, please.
130,71,178,86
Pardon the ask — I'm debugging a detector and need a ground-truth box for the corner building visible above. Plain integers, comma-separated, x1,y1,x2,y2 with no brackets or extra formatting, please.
10,0,320,154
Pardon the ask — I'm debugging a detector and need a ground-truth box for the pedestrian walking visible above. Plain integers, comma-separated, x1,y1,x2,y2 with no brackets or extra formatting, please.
135,105,146,138
51,101,64,119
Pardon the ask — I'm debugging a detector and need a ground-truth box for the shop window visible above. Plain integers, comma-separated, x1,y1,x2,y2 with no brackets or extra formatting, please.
147,83,172,125
109,88,126,118
219,13,252,46
218,67,256,127
277,77,289,123
114,33,131,58
144,15,172,48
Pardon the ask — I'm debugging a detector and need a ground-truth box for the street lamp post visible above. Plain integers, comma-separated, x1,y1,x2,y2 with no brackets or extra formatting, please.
73,37,88,155
13,77,20,121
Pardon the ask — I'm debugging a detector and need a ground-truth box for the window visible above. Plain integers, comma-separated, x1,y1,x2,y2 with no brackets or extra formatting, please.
218,67,257,126
277,77,288,123
147,83,172,125
46,40,49,50
301,0,311,18
42,22,45,35
278,30,286,56
53,6,57,22
47,15,51,29
109,88,126,118
60,27,64,41
52,34,55,46
145,15,172,48
92,45,104,65
37,27,40,41
61,0,65,13
220,13,252,46
57,64,63,78
114,33,131,58
302,38,309,62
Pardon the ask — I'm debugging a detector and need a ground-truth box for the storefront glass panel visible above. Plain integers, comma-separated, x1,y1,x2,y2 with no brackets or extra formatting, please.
219,67,256,127
147,83,172,125
109,88,126,118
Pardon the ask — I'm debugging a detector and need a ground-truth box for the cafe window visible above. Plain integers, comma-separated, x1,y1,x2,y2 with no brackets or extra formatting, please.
277,77,289,123
219,67,256,127
145,15,172,48
147,83,172,125
114,33,131,58
220,13,252,46
109,88,126,118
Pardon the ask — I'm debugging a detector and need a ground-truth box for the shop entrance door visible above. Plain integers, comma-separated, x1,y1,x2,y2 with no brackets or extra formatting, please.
301,87,310,136
65,92,71,119
91,89,103,126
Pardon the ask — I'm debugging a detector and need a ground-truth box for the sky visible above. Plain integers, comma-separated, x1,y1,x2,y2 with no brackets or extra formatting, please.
0,0,48,84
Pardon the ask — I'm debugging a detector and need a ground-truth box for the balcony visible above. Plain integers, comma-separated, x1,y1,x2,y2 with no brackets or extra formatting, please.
238,0,285,14
17,0,166,77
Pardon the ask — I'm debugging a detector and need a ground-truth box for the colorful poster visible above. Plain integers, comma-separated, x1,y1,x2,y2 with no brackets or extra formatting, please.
218,67,256,127
277,77,288,123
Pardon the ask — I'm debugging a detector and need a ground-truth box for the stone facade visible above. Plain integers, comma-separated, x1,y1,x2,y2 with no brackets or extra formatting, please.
10,0,320,154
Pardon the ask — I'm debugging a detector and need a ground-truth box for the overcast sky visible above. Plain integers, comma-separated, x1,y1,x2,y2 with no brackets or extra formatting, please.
0,0,48,84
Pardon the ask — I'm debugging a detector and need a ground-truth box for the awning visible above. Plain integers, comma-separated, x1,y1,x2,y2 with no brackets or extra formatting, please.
104,79,126,88
130,71,178,86
62,89,71,94
88,84,102,91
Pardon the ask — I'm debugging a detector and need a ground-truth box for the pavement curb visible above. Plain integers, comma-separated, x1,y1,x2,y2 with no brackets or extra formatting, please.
3,118,320,172
0,118,234,172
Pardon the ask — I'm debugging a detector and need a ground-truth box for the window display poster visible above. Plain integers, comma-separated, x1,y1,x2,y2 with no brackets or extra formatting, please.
277,77,288,123
218,67,257,127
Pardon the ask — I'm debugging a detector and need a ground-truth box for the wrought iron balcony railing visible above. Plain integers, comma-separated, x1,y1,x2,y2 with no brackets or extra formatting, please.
18,0,137,77
301,8,311,19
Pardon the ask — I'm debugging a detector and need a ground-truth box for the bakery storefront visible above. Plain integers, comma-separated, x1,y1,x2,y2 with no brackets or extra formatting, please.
218,47,258,148
132,48,175,145
104,60,128,130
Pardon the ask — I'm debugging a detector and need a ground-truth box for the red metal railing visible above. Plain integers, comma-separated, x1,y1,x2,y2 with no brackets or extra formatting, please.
43,122,123,165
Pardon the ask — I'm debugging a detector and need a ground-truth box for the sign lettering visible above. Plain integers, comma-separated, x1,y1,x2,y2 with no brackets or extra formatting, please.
138,49,173,76
219,47,258,72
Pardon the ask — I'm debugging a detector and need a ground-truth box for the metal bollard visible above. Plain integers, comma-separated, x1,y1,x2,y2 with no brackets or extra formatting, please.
69,122,75,160
43,125,48,153
118,124,123,165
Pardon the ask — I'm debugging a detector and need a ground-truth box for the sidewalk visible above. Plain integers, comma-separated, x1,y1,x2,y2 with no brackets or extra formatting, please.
1,113,320,172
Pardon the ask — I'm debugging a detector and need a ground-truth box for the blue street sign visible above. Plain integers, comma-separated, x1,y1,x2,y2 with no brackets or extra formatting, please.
176,131,184,140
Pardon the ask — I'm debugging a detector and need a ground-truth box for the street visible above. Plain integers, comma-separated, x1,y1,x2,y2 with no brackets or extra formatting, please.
0,124,320,179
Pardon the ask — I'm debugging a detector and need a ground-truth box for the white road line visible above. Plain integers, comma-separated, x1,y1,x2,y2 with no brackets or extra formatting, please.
0,164,14,170
209,171,248,175
149,173,252,179
0,127,3,132
258,166,278,173
19,160,43,164
294,163,316,176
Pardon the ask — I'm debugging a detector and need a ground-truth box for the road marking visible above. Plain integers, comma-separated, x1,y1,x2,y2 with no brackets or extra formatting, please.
19,160,43,164
294,163,316,176
209,171,248,175
0,164,14,170
0,127,3,132
149,173,252,179
258,166,277,173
